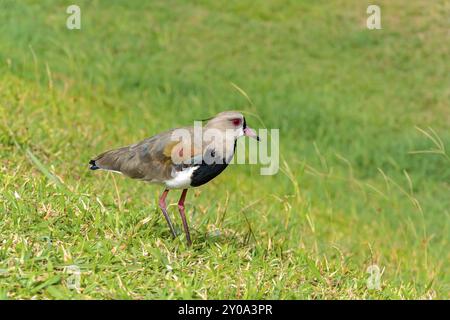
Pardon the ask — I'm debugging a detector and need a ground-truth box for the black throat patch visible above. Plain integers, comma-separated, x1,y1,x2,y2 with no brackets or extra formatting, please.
190,162,230,187
190,141,237,187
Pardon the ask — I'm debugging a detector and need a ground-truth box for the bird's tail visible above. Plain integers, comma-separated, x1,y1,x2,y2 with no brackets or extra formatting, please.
89,159,100,170
88,147,130,172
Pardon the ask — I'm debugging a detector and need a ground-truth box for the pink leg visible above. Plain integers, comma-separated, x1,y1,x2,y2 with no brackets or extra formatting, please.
177,189,191,246
159,189,176,238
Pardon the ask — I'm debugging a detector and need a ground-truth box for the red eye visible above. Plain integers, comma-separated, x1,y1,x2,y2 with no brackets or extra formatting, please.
232,118,241,126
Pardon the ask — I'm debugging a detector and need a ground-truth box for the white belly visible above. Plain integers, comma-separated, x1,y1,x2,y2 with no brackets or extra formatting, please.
164,167,197,189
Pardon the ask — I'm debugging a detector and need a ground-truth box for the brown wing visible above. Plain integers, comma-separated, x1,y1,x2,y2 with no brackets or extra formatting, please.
90,127,202,183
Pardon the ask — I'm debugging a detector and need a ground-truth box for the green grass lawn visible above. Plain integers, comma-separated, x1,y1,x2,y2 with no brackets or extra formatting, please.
0,0,449,299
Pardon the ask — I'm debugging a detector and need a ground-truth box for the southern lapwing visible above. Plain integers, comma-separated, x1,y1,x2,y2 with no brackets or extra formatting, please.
89,111,259,245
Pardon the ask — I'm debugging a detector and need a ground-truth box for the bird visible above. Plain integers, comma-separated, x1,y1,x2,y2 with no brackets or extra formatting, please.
89,111,260,246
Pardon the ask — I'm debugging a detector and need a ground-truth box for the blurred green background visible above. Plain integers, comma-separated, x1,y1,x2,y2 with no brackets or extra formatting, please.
0,0,448,299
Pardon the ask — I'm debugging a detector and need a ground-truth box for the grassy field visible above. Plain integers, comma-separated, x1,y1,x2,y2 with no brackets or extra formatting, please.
0,0,449,299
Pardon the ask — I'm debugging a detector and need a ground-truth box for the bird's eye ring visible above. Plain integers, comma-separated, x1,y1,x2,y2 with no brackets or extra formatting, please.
231,118,241,126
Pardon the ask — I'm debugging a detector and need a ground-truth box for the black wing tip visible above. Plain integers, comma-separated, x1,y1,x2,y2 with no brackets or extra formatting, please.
89,159,100,170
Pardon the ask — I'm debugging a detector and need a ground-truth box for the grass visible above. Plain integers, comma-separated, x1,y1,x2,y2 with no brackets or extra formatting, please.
0,0,449,299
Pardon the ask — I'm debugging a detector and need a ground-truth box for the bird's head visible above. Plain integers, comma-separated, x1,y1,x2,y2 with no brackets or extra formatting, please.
204,111,260,141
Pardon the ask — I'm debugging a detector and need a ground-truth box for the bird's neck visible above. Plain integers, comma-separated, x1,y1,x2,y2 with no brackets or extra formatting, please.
223,138,237,164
